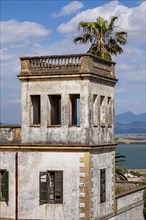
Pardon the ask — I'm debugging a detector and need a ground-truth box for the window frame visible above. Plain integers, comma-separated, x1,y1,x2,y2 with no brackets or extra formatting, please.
30,95,41,126
107,97,113,127
100,168,106,203
0,169,9,204
93,94,100,126
48,95,61,126
70,94,80,126
100,96,106,127
40,170,63,205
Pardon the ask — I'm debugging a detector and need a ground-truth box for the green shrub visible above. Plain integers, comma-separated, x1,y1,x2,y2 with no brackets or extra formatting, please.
143,189,146,219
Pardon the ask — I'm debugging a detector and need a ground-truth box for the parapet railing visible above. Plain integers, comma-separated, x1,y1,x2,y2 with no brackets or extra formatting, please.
20,53,115,78
30,55,81,69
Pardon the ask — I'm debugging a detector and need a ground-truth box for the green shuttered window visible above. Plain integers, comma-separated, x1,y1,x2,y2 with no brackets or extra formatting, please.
0,170,9,204
40,171,63,205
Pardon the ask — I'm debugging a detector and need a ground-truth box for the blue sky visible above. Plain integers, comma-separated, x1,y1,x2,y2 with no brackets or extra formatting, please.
0,0,145,123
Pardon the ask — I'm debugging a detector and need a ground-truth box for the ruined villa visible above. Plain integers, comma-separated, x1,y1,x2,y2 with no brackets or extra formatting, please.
0,53,145,220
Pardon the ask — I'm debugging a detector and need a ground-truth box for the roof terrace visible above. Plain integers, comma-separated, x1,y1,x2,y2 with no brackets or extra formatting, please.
19,53,116,80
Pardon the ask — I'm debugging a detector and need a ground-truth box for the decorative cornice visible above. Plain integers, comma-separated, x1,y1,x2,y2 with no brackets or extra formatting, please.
0,143,117,152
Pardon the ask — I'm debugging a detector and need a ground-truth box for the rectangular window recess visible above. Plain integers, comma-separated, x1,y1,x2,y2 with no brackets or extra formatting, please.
100,95,105,126
100,169,106,203
70,94,80,126
100,96,105,106
30,95,41,125
108,97,111,104
107,97,112,126
48,95,61,126
93,94,99,126
40,171,63,205
0,169,9,204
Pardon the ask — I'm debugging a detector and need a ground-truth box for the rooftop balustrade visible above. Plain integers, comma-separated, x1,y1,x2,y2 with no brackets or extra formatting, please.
20,53,116,79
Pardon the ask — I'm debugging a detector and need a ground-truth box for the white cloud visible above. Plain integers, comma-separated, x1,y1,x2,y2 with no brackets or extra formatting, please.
0,19,51,122
0,19,50,78
0,19,49,44
52,1,84,17
57,0,145,40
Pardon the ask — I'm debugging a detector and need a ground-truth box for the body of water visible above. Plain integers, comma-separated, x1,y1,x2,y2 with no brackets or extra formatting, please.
116,143,146,169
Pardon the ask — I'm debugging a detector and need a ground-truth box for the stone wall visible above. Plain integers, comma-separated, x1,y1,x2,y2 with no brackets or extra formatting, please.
91,150,115,219
109,187,145,220
0,126,21,144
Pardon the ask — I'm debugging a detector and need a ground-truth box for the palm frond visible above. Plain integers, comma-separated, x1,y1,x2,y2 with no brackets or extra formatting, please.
115,32,128,44
73,16,128,61
74,34,93,45
108,16,118,31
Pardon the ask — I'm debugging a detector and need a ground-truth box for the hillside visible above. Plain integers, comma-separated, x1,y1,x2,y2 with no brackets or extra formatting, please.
115,112,146,134
115,111,146,124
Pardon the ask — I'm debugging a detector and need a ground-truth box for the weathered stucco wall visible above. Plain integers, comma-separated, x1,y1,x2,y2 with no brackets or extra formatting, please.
18,152,84,220
21,79,114,145
0,152,16,219
91,150,115,219
0,126,21,144
116,188,144,211
109,187,145,220
0,149,117,220
109,204,144,220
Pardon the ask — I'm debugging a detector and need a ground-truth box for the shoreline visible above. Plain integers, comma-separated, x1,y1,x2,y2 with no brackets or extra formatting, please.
116,139,146,144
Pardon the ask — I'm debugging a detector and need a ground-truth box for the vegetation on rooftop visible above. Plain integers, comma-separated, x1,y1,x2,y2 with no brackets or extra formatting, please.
74,16,127,61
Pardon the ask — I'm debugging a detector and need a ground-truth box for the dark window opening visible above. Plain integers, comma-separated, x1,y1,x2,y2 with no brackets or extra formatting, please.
0,170,9,204
49,95,61,125
70,94,80,126
40,171,63,205
108,97,111,104
31,95,41,125
100,169,106,203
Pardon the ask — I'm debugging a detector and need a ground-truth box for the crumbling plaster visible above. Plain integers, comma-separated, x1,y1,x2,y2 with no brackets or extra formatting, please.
21,79,115,145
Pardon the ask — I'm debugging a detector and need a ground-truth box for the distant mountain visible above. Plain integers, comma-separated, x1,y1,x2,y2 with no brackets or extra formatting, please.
115,111,146,124
115,111,146,134
115,121,146,134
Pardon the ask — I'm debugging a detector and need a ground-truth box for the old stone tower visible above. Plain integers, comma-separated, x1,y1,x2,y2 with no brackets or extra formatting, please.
1,54,118,220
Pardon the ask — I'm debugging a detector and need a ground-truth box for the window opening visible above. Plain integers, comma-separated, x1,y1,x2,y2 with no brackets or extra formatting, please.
107,97,112,126
48,95,61,125
70,94,80,126
100,169,106,203
40,171,63,205
30,95,41,125
100,96,105,126
93,95,99,126
0,170,9,204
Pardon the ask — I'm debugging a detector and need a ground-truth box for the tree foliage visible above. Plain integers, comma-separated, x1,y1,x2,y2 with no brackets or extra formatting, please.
115,153,128,181
74,16,127,61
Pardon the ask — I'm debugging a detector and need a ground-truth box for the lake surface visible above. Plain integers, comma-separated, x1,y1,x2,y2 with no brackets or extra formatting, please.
116,143,146,169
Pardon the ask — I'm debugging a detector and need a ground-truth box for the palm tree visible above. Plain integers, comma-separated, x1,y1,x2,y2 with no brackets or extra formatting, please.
115,153,128,181
74,16,127,61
